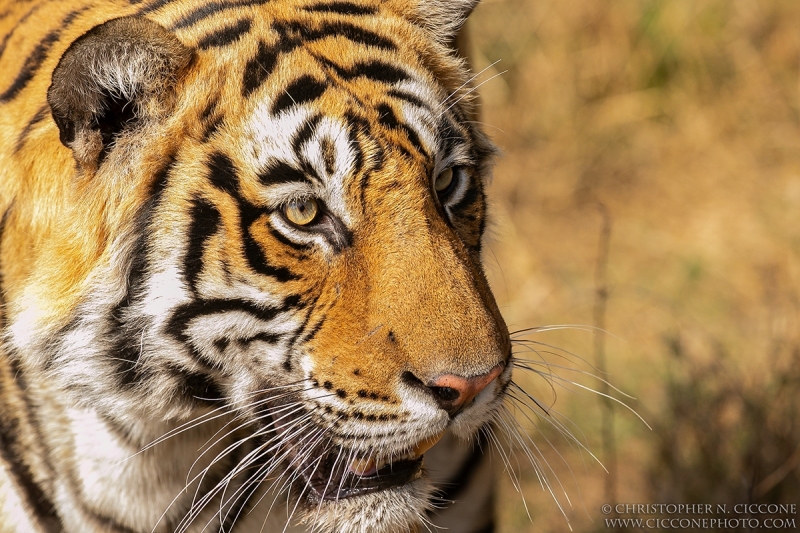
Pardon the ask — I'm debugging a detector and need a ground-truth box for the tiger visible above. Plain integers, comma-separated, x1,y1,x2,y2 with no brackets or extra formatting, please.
0,0,513,531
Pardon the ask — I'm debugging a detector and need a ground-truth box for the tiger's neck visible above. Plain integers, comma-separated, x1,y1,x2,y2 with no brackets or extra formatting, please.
2,362,295,532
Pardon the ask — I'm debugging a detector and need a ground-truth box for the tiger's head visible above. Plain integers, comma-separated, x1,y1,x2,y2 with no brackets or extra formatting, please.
10,0,511,530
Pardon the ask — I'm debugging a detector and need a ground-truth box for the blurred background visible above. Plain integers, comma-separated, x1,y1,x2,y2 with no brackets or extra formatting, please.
464,0,800,531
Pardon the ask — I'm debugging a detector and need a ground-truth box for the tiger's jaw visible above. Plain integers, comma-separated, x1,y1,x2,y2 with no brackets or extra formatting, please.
271,422,438,532
269,424,448,532
298,435,441,502
248,360,511,533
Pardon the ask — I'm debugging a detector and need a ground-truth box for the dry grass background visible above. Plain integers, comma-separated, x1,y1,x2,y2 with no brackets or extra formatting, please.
463,0,800,531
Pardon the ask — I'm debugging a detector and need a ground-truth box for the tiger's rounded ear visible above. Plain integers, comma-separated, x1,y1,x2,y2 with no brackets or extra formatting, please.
47,16,193,171
394,0,480,46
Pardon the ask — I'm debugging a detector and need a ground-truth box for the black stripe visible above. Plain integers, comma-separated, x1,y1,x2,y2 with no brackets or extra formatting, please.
202,116,223,142
312,20,394,50
283,294,303,309
240,20,394,97
242,40,281,97
344,110,372,137
107,155,176,387
165,363,224,405
271,75,328,115
376,103,399,129
202,116,224,142
206,153,300,282
242,222,300,281
387,88,430,110
303,2,376,15
0,4,41,61
291,114,323,155
0,417,56,519
165,298,291,347
439,118,462,155
400,124,426,157
347,125,364,175
108,303,151,387
207,152,240,197
300,315,325,344
476,189,487,248
200,98,217,121
197,18,252,49
137,0,178,15
184,199,221,294
0,7,87,103
0,374,60,528
169,0,271,28
131,154,176,292
376,103,426,157
339,60,408,84
240,18,395,97
0,206,11,316
281,301,321,371
61,7,87,26
200,98,223,141
14,105,48,152
451,181,480,212
239,331,282,346
257,160,310,186
268,224,312,251
0,29,59,103
275,20,395,51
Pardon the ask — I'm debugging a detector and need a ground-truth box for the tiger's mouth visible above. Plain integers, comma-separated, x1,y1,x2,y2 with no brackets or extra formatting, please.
305,452,424,500
264,407,444,501
303,432,444,501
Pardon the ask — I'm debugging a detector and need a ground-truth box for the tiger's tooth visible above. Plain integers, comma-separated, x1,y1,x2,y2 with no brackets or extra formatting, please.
349,458,377,476
412,432,445,457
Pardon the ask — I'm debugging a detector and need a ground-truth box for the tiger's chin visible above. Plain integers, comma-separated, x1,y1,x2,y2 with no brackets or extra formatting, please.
296,477,434,533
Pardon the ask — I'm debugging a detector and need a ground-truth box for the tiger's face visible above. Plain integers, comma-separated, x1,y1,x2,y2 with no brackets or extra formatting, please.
7,0,510,530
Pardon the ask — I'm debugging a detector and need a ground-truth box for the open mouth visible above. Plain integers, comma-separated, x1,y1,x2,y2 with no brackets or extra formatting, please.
306,452,424,500
303,432,444,501
264,407,444,501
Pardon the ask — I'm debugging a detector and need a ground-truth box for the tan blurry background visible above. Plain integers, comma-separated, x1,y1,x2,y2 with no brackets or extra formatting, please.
465,0,800,531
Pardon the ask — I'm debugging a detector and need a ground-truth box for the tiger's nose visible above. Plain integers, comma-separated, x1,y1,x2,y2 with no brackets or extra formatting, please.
423,363,505,417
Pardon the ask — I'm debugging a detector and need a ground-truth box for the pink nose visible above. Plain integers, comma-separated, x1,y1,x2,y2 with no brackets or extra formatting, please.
426,363,505,416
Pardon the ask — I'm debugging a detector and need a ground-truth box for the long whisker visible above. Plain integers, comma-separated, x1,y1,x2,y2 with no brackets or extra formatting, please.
438,70,508,118
440,59,502,107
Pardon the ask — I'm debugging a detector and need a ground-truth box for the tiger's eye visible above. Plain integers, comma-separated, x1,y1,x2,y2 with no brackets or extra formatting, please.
283,198,319,226
434,168,454,193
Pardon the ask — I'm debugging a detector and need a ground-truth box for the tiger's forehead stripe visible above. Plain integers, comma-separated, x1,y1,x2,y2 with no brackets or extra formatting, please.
244,103,357,224
196,17,252,49
302,2,377,16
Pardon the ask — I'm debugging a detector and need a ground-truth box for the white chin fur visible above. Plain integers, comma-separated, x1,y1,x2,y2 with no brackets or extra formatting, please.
297,478,433,533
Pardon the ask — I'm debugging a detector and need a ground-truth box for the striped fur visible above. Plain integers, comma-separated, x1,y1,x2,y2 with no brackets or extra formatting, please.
0,0,509,531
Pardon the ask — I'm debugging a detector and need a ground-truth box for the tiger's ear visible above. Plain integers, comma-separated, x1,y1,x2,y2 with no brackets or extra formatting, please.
395,0,479,46
47,16,193,171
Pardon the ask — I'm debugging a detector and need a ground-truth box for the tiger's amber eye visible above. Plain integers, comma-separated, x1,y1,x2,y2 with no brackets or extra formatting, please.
434,167,454,192
283,198,319,226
